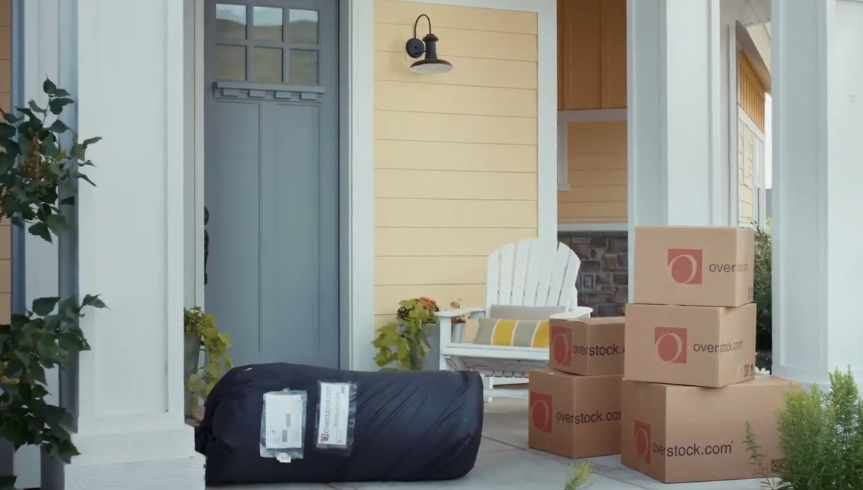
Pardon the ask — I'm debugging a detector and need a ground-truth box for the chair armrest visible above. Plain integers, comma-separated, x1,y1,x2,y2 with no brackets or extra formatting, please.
549,307,593,320
437,307,486,318
437,308,486,347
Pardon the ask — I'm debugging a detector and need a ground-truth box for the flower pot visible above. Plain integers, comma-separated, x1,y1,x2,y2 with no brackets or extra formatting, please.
184,333,202,417
421,322,441,371
391,322,440,371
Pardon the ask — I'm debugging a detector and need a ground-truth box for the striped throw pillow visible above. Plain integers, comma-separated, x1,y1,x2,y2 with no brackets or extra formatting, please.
472,318,550,349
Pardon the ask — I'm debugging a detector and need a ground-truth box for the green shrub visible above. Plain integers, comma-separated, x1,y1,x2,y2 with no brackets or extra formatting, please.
563,462,592,490
754,224,772,351
747,369,863,489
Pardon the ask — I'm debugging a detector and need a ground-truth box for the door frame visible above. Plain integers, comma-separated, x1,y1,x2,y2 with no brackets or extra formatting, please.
186,0,376,370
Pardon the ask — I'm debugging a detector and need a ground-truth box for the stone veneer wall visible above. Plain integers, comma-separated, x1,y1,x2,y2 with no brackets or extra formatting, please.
558,231,628,317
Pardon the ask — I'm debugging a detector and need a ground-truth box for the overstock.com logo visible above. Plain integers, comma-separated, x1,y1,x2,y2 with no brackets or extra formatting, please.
551,325,571,366
530,392,553,433
667,248,703,285
654,327,688,364
634,420,652,464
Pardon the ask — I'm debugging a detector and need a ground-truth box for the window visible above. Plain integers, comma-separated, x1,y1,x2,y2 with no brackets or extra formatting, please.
214,3,321,86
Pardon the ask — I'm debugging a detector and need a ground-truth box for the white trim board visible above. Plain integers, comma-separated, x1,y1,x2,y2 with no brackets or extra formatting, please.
738,106,766,141
559,109,627,123
727,23,740,228
557,109,628,192
557,121,568,191
559,223,628,233
346,0,376,371
395,0,557,243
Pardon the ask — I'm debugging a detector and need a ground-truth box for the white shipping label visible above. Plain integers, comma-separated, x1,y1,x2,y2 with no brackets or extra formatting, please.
316,383,352,447
263,392,305,450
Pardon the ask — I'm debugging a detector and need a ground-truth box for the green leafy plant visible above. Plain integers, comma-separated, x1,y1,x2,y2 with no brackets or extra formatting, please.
372,297,439,371
563,462,592,490
184,307,233,406
754,223,772,354
745,368,863,490
0,79,106,490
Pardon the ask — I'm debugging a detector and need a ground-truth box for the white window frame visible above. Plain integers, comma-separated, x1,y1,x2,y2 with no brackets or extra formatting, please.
737,109,766,227
557,109,627,192
556,109,627,232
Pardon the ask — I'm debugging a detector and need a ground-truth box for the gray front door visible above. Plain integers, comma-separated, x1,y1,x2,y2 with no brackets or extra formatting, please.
204,0,340,369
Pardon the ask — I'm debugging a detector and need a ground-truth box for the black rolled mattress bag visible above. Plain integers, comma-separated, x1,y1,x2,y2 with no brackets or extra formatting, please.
195,363,484,485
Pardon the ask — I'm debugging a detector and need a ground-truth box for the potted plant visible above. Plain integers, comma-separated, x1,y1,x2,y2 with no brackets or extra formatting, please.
183,308,204,418
372,297,439,371
449,299,471,325
0,80,107,490
183,307,232,421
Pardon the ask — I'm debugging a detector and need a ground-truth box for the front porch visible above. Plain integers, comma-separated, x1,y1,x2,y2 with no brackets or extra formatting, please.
3,0,863,489
243,399,766,490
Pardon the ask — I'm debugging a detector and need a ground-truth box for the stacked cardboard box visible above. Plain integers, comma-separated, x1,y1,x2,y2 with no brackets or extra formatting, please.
621,226,800,483
528,317,625,459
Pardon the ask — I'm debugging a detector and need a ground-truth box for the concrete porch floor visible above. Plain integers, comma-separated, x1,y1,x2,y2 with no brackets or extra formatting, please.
216,398,768,490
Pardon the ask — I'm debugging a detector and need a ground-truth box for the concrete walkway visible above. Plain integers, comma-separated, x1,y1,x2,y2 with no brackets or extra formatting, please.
218,398,769,490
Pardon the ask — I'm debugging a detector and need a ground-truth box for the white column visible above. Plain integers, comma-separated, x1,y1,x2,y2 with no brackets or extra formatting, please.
41,1,204,489
771,0,863,386
627,0,728,298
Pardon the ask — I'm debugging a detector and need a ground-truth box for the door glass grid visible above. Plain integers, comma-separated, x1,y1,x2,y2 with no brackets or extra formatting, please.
215,3,321,86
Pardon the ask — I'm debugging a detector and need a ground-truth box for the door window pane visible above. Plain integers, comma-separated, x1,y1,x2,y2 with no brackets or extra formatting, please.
254,6,283,42
216,45,246,81
289,50,318,85
288,9,319,45
216,4,246,40
253,47,283,83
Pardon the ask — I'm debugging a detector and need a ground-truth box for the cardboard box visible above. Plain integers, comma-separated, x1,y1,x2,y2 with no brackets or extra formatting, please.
550,317,625,375
634,226,755,307
621,376,801,483
528,369,622,459
624,303,756,388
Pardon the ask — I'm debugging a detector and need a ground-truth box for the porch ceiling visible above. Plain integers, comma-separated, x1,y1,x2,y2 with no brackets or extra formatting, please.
730,0,770,26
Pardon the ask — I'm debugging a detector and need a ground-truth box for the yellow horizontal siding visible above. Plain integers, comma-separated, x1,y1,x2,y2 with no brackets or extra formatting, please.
375,227,537,257
375,51,537,90
375,111,537,145
373,0,538,329
374,140,536,173
374,23,537,62
375,198,537,228
374,80,537,117
558,120,628,223
375,169,537,201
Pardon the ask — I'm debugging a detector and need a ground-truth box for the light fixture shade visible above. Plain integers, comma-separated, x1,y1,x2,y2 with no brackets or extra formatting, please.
410,59,453,75
405,27,453,76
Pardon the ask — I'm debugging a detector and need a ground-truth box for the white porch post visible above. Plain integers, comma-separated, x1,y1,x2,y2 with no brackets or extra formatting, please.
627,0,728,298
41,1,204,489
771,0,863,386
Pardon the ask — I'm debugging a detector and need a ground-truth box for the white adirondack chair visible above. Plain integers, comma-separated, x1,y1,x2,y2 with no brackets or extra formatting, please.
437,238,592,399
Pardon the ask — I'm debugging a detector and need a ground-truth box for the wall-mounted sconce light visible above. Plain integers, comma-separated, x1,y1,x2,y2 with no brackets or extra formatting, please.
405,14,453,75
